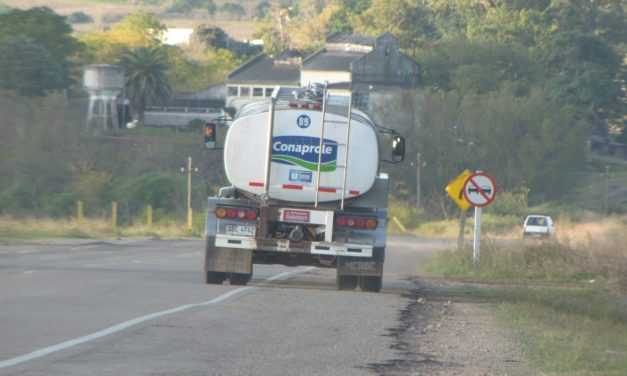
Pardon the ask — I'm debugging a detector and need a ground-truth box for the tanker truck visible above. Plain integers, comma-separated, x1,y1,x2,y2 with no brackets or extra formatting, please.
203,84,405,292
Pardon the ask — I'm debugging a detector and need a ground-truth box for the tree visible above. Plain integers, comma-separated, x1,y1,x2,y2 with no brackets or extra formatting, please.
0,36,64,96
0,7,81,91
119,47,172,124
537,31,623,125
288,4,342,50
80,12,166,63
192,25,229,49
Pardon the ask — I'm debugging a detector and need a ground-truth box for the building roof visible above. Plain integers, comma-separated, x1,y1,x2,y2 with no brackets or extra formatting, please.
227,54,300,85
326,33,375,46
302,51,363,71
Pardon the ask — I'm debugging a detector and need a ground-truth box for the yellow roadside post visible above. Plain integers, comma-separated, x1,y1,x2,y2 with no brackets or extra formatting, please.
111,201,117,231
76,200,83,229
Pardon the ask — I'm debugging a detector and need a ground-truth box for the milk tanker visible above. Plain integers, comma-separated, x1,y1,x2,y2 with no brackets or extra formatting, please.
203,85,405,292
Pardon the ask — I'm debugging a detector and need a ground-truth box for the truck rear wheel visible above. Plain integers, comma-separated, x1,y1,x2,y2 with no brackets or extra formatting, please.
206,271,226,284
336,275,358,290
229,272,252,285
360,276,382,293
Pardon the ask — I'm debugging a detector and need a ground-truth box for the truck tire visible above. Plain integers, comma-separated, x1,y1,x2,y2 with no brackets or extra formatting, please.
229,272,252,286
360,276,382,293
336,275,358,290
206,271,226,284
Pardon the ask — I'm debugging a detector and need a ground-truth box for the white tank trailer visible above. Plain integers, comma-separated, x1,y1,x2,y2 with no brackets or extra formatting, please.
203,85,405,292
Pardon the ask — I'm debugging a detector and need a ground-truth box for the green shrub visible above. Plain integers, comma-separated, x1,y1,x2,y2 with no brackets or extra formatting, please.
485,190,528,216
389,201,425,229
44,190,79,218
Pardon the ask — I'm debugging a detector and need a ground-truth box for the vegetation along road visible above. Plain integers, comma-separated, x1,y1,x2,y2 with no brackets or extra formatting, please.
0,236,537,376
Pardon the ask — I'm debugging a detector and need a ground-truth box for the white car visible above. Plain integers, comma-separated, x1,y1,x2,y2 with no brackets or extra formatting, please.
522,215,554,238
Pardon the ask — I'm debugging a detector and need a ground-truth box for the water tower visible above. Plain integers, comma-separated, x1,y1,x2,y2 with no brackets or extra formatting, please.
83,64,125,132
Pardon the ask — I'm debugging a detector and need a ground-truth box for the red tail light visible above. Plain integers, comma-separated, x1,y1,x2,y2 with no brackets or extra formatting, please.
335,214,377,230
215,206,258,221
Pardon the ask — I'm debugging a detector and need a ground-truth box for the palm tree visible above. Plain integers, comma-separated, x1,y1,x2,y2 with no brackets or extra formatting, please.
120,46,171,125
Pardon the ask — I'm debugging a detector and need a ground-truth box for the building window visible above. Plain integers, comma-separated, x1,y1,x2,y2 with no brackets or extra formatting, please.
253,87,264,97
240,87,251,96
265,88,274,97
227,86,239,96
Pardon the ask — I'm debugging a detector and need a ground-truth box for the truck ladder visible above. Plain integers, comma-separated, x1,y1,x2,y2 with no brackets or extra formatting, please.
314,86,352,208
313,85,329,208
340,91,353,211
263,87,280,201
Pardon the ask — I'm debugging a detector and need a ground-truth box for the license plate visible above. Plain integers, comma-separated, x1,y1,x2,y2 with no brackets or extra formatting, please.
225,224,256,236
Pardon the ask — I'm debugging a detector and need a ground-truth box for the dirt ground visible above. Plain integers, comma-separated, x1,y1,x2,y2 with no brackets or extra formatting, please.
372,277,535,376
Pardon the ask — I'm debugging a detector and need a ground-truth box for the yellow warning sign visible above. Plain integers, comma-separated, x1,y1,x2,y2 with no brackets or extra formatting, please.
445,169,473,212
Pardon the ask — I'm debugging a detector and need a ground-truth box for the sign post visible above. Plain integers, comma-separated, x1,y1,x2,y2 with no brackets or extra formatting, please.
462,172,497,262
445,169,473,251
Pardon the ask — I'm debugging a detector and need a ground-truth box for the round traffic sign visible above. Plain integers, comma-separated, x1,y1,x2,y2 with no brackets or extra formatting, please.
463,172,497,207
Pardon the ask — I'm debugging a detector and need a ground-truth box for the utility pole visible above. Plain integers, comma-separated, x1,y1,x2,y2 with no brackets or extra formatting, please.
181,157,198,230
604,165,610,216
416,152,421,208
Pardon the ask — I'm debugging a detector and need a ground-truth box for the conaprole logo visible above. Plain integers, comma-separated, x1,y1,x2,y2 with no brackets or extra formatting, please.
272,136,338,172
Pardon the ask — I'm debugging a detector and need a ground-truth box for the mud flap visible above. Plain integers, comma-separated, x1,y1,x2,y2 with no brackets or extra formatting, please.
205,236,253,274
336,248,384,277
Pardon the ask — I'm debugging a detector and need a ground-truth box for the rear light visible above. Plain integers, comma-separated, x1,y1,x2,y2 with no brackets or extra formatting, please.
289,102,298,108
215,206,258,221
335,215,377,230
366,218,378,230
215,207,227,218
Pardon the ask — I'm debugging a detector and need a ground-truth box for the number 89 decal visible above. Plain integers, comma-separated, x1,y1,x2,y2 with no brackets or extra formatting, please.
297,115,311,129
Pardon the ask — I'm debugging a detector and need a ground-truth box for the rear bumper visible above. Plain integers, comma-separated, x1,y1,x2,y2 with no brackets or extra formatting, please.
215,234,373,258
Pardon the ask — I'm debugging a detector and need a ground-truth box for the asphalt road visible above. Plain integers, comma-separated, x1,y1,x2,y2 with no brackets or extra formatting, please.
0,236,454,376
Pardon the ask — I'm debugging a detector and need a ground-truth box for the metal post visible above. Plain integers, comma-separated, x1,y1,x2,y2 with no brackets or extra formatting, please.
416,152,421,208
457,211,466,252
181,157,197,230
604,165,610,216
187,157,192,230
473,206,481,262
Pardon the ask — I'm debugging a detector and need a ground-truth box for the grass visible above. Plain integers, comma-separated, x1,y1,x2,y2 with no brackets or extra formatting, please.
420,216,627,374
0,215,203,241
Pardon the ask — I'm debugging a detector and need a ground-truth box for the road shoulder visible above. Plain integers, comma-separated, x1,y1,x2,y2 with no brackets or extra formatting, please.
372,276,534,376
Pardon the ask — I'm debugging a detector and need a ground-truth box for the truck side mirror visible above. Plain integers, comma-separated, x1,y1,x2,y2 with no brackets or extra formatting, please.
392,136,405,162
204,122,216,149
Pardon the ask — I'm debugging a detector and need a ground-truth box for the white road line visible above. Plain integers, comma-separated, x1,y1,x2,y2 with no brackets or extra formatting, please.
70,245,94,251
23,271,37,274
0,266,315,369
